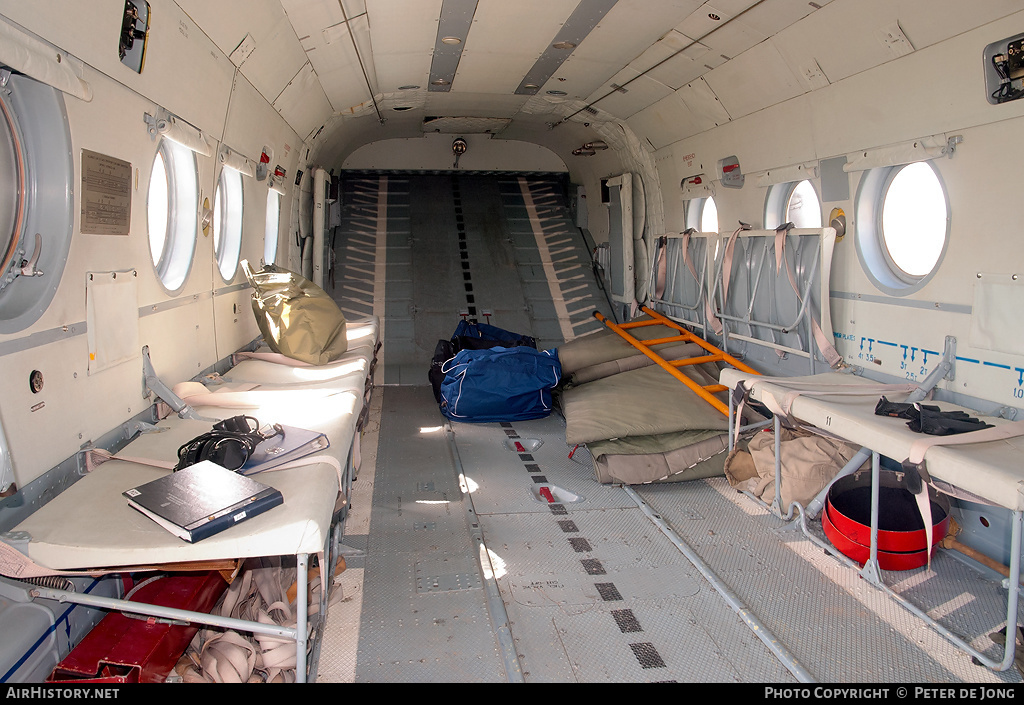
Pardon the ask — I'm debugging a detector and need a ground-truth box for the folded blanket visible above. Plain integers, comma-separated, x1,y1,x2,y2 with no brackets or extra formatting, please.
560,364,729,445
569,342,704,385
558,316,689,375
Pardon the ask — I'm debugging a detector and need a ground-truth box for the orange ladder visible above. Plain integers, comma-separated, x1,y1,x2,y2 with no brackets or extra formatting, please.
592,305,759,416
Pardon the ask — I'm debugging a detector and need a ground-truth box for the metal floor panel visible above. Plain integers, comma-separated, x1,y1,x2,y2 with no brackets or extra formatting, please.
451,417,635,515
319,386,507,683
322,387,1024,682
455,416,798,684
634,479,1024,683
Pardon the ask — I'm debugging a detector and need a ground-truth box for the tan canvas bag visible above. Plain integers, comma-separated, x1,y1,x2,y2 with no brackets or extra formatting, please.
242,261,348,366
725,427,869,509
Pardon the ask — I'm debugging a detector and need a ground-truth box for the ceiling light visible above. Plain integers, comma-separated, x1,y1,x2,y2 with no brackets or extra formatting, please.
547,90,567,95
432,78,450,86
398,85,420,90
393,106,413,111
552,41,576,50
441,36,462,45
523,83,539,91
708,13,721,20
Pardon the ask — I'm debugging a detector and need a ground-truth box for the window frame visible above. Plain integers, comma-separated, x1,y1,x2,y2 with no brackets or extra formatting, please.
764,179,822,230
147,138,198,293
213,166,244,282
264,189,281,266
853,160,950,296
685,196,719,233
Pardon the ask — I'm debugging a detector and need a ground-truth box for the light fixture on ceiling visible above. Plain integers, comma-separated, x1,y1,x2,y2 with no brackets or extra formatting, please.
522,83,539,92
398,85,421,90
547,90,567,95
452,137,468,169
708,13,721,20
572,140,609,156
432,78,450,86
552,41,576,50
441,36,462,45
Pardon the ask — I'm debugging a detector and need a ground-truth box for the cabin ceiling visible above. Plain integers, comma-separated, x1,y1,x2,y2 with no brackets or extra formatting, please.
175,0,1024,165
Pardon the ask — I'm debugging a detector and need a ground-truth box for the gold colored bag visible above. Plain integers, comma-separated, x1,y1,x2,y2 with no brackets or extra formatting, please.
242,261,348,366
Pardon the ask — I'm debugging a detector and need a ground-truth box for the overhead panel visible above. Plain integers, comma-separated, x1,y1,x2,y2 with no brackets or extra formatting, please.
243,14,317,106
586,68,674,119
771,0,913,85
457,1,580,95
281,0,372,112
176,0,284,59
422,117,512,134
424,91,527,118
274,62,334,140
366,0,442,93
551,0,702,101
735,0,824,39
674,1,766,60
312,12,379,112
626,92,708,150
633,30,713,91
514,0,620,96
428,0,478,92
676,77,731,129
704,37,804,119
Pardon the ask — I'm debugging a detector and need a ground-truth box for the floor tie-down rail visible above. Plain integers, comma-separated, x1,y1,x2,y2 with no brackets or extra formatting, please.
592,305,759,416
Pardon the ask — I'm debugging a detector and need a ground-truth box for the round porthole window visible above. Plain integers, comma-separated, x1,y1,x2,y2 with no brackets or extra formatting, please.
686,196,718,233
0,74,74,334
213,167,243,281
854,161,949,295
880,162,947,278
764,180,822,230
147,139,198,292
264,190,281,265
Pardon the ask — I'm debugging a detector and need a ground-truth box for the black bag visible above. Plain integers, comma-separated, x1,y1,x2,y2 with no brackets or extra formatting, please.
429,339,456,403
452,319,536,352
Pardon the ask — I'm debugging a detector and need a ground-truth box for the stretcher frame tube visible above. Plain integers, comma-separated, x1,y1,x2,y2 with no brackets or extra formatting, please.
592,307,758,416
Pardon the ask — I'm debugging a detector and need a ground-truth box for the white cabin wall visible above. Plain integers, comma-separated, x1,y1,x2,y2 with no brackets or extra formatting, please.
342,134,568,172
0,0,234,143
212,69,306,362
0,3,307,486
649,9,1024,408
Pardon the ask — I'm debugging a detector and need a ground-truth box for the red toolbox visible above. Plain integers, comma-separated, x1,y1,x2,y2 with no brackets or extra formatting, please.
48,571,227,684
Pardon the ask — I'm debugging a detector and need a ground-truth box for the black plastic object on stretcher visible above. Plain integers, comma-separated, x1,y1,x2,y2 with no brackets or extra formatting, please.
174,415,282,472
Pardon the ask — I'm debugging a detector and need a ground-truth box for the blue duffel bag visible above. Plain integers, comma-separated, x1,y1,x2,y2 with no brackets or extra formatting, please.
439,346,561,423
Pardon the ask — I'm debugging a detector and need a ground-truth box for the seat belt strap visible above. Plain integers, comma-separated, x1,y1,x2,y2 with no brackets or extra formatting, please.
774,224,843,368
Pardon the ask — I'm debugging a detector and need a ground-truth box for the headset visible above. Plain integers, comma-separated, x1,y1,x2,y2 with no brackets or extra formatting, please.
174,415,282,472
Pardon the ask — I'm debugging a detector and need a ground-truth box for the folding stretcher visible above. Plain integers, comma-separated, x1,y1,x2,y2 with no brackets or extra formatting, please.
557,307,763,484
720,367,1024,672
0,317,380,683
